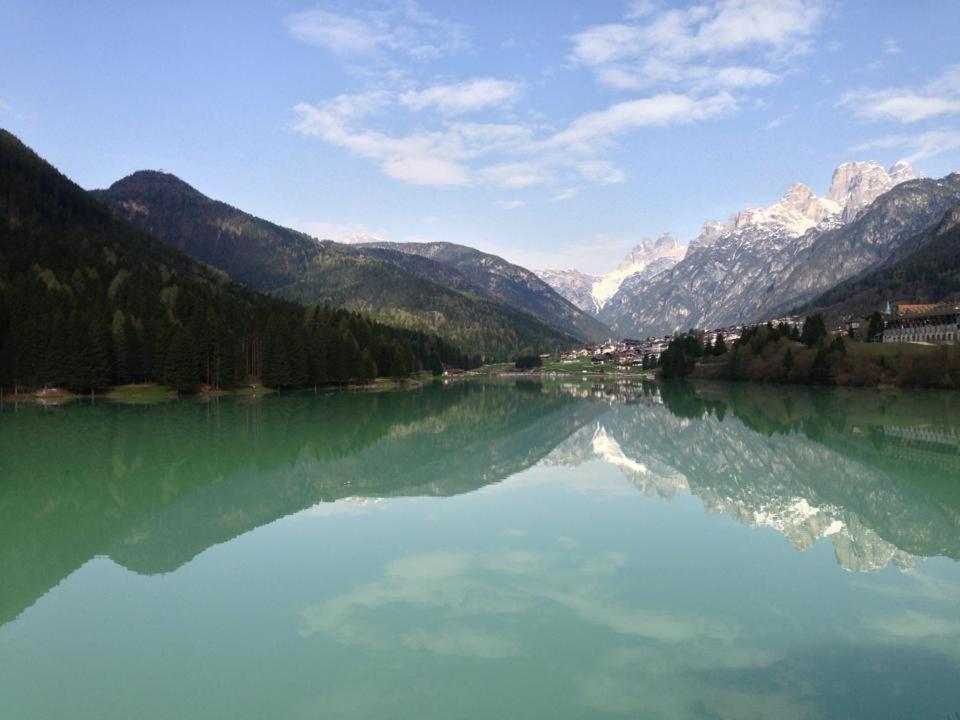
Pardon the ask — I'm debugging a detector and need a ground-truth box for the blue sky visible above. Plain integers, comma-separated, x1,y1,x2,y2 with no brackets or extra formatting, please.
2,1,960,273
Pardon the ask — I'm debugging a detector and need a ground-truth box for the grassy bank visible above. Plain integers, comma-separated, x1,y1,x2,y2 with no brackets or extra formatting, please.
0,378,428,406
692,336,960,388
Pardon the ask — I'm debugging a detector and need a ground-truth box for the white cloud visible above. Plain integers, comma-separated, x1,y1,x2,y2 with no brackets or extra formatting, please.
570,0,822,92
595,59,778,91
286,9,382,55
497,199,525,210
294,96,496,186
764,113,790,129
481,161,552,188
399,78,522,115
549,188,578,203
851,129,960,163
576,160,627,185
626,1,657,20
292,64,735,188
545,92,736,152
884,37,901,55
841,65,960,123
285,2,466,60
293,89,732,187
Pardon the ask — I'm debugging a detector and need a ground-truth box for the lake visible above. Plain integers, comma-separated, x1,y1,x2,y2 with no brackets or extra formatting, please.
2,380,959,719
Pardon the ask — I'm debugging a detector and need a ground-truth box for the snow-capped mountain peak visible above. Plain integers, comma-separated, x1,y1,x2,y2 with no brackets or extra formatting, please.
591,233,686,310
538,233,686,314
827,161,917,222
539,159,925,324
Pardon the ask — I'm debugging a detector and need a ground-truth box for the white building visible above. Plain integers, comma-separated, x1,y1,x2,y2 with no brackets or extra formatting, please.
883,303,960,344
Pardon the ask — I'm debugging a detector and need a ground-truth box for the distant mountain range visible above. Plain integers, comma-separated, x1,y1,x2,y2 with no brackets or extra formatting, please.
8,126,960,362
94,173,608,352
538,233,686,314
539,161,960,337
353,240,611,341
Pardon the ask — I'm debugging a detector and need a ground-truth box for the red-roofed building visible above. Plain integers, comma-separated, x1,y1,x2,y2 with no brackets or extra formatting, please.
883,303,960,344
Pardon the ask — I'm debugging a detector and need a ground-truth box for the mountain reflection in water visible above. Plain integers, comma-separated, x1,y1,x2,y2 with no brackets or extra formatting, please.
2,379,958,630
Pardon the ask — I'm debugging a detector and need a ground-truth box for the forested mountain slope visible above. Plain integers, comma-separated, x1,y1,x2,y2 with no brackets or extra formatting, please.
95,173,587,350
358,240,611,342
0,130,469,390
801,203,960,322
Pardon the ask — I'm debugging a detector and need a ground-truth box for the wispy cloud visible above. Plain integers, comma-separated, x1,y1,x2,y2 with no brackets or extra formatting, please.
852,129,960,163
549,188,577,203
285,2,466,60
399,78,522,115
883,37,901,55
764,113,791,129
497,199,525,210
288,1,812,192
570,0,822,92
543,92,736,152
841,65,960,123
293,88,731,188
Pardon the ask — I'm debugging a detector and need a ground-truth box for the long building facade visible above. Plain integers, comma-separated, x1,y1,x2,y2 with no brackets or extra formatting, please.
882,303,960,344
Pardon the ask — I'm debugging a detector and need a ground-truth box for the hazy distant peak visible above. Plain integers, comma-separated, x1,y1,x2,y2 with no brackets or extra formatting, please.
339,234,388,245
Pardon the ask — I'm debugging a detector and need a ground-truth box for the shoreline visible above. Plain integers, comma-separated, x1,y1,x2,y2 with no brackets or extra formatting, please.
0,377,425,406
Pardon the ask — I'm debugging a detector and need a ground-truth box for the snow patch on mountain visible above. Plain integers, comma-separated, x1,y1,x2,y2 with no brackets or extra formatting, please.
599,161,935,338
538,233,685,314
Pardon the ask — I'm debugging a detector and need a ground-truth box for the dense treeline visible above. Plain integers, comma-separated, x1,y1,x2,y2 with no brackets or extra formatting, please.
0,130,475,392
688,314,960,389
658,332,727,378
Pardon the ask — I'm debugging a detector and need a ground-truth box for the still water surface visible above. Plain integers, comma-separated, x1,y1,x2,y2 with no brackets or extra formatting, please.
2,380,959,719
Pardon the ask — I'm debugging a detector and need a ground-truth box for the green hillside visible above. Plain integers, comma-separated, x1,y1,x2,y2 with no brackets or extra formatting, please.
0,130,470,391
94,172,582,355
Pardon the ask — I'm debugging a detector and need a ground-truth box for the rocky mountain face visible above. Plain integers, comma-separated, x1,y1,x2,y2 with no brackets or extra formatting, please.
94,172,588,353
537,233,685,314
535,268,598,315
801,201,960,324
598,162,960,338
357,241,611,342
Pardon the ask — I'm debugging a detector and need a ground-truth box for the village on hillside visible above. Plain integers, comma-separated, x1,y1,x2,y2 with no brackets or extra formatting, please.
539,301,960,375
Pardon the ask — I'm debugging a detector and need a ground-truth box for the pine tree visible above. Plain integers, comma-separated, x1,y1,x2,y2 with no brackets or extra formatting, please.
74,314,112,390
111,310,131,383
164,327,200,393
801,314,827,348
867,311,884,341
358,348,377,382
262,317,293,389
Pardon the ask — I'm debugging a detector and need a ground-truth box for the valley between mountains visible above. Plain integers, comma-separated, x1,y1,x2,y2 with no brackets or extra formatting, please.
4,126,960,396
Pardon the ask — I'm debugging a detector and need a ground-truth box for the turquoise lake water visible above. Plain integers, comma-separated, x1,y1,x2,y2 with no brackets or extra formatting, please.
2,380,959,719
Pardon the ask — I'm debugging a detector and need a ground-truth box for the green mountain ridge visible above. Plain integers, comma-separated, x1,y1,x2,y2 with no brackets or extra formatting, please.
358,240,612,342
0,129,469,390
93,171,590,354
